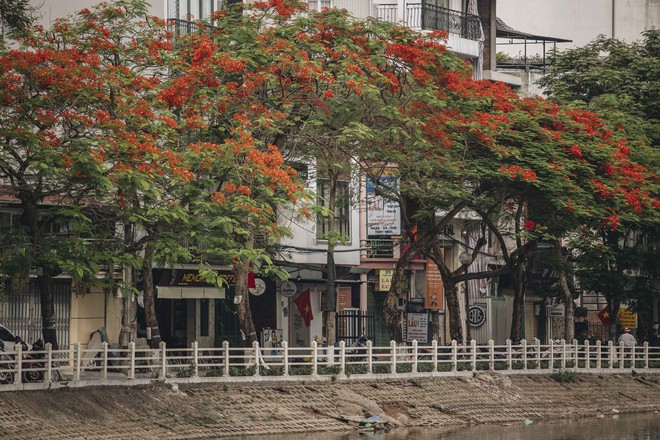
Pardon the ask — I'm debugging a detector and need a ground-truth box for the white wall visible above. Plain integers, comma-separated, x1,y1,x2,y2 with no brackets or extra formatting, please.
497,0,660,57
31,0,166,27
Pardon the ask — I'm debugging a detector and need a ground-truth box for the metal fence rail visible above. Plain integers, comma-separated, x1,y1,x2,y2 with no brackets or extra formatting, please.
0,339,658,391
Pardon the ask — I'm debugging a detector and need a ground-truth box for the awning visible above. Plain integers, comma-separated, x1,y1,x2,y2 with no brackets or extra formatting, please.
157,286,226,299
496,17,571,43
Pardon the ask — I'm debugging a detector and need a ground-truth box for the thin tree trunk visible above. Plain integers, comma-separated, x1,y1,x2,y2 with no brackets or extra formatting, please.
445,282,463,343
141,241,161,349
510,263,525,342
552,239,575,341
120,224,136,347
324,172,338,346
37,274,58,350
234,263,257,347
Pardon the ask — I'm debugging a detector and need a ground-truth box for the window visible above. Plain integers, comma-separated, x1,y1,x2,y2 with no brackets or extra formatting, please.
0,212,12,228
316,180,350,239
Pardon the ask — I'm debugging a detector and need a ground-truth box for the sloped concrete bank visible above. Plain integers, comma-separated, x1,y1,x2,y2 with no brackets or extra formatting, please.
0,373,659,439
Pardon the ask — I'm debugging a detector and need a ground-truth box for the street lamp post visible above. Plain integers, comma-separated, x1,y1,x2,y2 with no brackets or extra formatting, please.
458,251,472,344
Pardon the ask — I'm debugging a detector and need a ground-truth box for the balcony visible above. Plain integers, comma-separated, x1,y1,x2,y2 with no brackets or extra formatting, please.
374,3,482,40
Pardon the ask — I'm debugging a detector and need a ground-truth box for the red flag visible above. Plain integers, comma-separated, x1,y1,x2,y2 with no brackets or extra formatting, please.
597,306,610,327
247,262,256,289
294,289,313,327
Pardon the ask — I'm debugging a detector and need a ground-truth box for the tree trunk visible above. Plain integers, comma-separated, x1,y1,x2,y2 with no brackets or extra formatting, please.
324,172,338,346
141,241,161,349
234,264,257,347
607,300,620,342
37,274,58,349
510,262,525,342
383,290,402,343
445,281,463,343
558,266,574,342
120,224,136,347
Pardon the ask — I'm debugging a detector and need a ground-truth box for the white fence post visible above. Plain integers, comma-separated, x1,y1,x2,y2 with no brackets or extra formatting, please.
451,340,457,372
505,339,512,371
412,340,418,373
312,340,318,376
101,342,108,380
160,341,167,379
471,339,477,371
339,341,346,376
73,342,80,382
488,340,495,371
367,340,373,374
390,340,397,374
521,339,527,371
643,342,649,369
192,341,199,378
128,341,136,380
253,341,260,377
535,339,541,370
584,340,590,371
431,339,438,373
45,343,52,384
223,341,230,377
608,340,615,370
548,340,554,371
282,341,289,376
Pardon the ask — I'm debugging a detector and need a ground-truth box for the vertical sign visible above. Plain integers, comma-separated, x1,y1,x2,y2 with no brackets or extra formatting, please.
425,256,444,310
405,302,428,343
378,269,394,291
366,177,401,236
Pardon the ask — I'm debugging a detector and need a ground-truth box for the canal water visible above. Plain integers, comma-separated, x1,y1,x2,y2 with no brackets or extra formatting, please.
249,412,660,440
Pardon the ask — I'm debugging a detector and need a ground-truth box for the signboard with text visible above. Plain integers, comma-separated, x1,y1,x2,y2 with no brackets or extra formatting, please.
366,177,401,236
425,256,444,310
378,269,394,291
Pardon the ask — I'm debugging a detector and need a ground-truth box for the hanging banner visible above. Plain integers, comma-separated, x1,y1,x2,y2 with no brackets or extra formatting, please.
425,256,444,310
366,177,401,236
378,269,394,291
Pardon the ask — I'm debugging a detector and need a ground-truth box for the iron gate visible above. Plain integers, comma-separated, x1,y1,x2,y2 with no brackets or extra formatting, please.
336,309,375,345
0,279,71,348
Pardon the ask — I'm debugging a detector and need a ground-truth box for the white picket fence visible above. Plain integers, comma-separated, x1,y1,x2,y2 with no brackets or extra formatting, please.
1,339,659,391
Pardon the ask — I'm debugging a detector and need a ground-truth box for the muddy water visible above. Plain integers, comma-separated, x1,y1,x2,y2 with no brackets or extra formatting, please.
252,412,660,440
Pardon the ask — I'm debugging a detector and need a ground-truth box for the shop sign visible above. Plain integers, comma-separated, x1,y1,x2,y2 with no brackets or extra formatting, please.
378,269,394,291
280,281,297,298
618,307,637,328
366,177,401,236
468,305,486,327
406,312,428,343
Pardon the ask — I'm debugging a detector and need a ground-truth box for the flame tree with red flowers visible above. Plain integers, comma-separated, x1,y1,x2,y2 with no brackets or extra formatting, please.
539,31,660,340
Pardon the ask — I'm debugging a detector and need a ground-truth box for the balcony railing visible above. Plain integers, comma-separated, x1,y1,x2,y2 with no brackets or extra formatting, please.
375,3,481,40
168,18,208,36
361,238,399,259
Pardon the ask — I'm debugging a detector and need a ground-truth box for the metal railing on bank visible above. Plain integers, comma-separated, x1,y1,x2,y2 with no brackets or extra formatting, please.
1,339,658,391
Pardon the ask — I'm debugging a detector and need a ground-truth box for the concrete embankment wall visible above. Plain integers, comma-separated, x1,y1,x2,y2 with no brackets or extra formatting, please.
0,373,658,439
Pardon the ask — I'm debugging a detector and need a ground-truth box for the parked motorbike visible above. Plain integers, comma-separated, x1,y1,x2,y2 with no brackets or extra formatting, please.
16,337,61,383
0,340,14,385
